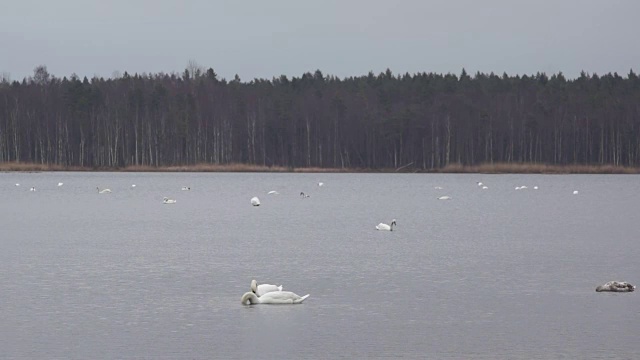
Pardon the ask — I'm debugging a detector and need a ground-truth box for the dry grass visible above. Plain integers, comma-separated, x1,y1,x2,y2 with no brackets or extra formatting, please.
2,161,639,174
438,162,640,174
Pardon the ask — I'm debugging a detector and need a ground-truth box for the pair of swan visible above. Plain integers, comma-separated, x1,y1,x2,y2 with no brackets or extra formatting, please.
163,197,177,204
242,279,309,305
251,197,260,206
376,219,397,231
596,281,635,292
97,187,111,194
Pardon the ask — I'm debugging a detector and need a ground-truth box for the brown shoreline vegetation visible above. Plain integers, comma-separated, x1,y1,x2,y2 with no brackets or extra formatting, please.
1,161,639,174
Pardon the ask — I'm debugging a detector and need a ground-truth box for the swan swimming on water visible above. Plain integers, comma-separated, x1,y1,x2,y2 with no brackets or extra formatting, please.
376,219,396,231
596,281,635,292
573,190,579,195
163,197,177,204
251,279,283,296
241,291,310,305
30,187,36,192
267,190,279,195
318,182,324,187
97,187,111,194
438,195,452,200
251,197,260,206
131,184,136,188
300,192,310,198
57,182,63,187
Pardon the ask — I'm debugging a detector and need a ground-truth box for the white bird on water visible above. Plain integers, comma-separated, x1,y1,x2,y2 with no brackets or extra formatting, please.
131,184,136,188
15,183,20,187
241,291,310,305
434,186,443,190
30,187,36,192
251,197,260,206
482,186,488,190
57,182,63,187
300,192,310,198
438,195,452,200
181,186,191,191
97,187,111,194
163,197,177,204
267,190,279,195
318,182,324,187
477,182,483,186
251,280,283,296
573,190,579,195
376,219,397,231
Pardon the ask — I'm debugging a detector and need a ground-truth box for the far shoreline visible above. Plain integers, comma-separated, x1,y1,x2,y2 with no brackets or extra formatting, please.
1,162,639,174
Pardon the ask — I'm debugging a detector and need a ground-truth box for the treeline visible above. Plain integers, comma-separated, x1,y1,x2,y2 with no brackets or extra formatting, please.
1,65,639,169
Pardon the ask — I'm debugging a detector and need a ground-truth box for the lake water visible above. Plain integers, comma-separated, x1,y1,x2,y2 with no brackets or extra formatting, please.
1,172,638,359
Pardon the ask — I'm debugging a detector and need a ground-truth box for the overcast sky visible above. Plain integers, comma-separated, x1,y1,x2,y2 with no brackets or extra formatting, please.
2,0,639,81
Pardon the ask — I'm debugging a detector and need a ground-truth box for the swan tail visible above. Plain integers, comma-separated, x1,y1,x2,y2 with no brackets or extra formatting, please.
299,294,310,302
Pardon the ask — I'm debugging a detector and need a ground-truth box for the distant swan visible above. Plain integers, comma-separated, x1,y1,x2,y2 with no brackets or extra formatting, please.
573,190,579,195
15,183,20,186
251,279,283,296
241,291,310,305
376,219,396,231
181,186,191,191
477,182,483,186
482,186,488,190
251,197,260,206
318,182,324,187
97,187,111,194
267,190,279,195
596,281,635,292
434,186,443,190
300,192,310,198
438,195,452,200
163,197,177,204
533,186,538,190
57,182,63,187
131,184,136,188
29,187,36,192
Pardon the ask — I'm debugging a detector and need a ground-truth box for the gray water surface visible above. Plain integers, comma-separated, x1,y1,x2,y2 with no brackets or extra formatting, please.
1,172,638,359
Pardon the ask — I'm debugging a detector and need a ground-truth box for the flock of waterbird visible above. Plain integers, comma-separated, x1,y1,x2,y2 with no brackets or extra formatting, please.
13,177,633,297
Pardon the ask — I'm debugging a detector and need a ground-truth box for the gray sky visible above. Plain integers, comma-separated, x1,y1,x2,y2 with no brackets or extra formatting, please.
2,0,639,81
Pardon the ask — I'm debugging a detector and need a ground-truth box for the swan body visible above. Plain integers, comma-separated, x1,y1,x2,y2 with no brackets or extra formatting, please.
376,219,397,231
97,187,111,194
181,186,191,191
29,187,36,192
241,291,310,305
163,197,177,204
438,196,452,200
251,197,260,206
251,279,283,296
267,190,279,195
57,182,63,187
300,192,310,198
596,281,635,292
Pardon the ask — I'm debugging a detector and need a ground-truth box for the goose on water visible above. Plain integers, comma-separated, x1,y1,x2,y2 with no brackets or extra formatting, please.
251,279,283,296
251,197,260,206
241,291,310,305
97,187,111,194
596,281,635,292
163,197,177,204
376,219,397,231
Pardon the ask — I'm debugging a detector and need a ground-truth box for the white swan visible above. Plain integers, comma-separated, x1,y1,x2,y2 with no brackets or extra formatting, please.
131,184,136,188
515,186,521,190
15,183,20,186
29,187,36,192
300,192,310,198
241,291,310,305
520,185,528,189
163,197,177,204
482,186,488,190
251,197,260,206
573,190,579,195
57,182,63,187
596,281,635,292
251,279,283,296
181,186,191,191
97,187,111,194
438,195,452,200
533,186,538,190
376,219,396,231
267,190,279,195
477,182,483,186
318,182,324,187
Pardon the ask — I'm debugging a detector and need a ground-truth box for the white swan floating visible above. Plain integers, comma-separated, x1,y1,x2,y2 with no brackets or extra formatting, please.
267,190,279,195
482,186,488,190
573,190,579,195
596,281,635,292
477,182,483,186
15,183,20,187
251,279,283,296
438,196,452,200
300,192,310,198
318,182,324,187
376,219,397,231
181,186,191,191
57,182,64,187
131,184,136,188
97,187,111,194
163,197,177,204
251,197,260,206
241,291,310,305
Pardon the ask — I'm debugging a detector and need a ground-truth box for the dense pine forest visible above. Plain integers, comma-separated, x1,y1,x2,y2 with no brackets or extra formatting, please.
1,65,639,170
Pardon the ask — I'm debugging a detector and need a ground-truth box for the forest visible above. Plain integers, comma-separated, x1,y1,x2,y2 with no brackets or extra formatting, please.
1,64,639,170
